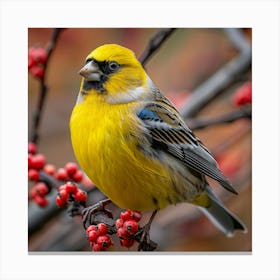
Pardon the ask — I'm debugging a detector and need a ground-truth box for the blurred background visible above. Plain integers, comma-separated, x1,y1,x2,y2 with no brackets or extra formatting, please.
28,28,252,252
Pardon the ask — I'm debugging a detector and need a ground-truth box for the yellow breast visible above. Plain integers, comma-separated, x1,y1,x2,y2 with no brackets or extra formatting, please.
70,94,179,211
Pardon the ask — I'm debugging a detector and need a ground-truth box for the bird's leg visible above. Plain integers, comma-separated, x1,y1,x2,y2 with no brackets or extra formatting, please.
136,210,158,251
82,198,112,229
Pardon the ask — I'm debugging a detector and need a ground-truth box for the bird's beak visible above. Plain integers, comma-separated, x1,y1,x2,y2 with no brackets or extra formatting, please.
79,60,101,82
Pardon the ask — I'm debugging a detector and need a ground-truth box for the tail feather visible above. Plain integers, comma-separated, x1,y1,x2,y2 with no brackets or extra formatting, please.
199,186,247,237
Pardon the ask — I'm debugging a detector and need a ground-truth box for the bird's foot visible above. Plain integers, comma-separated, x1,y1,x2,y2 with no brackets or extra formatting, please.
135,210,158,251
82,198,112,229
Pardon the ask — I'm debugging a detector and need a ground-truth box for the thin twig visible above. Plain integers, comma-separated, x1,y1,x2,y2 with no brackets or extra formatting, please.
140,28,176,66
188,106,251,130
30,28,64,144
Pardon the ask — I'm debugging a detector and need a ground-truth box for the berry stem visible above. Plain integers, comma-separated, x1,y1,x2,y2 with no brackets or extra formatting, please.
30,28,64,144
136,210,158,251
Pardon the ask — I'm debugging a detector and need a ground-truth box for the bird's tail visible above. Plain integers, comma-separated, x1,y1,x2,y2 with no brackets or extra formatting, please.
199,186,247,237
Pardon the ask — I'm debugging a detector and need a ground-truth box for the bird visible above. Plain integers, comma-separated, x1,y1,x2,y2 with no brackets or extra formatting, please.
70,43,247,238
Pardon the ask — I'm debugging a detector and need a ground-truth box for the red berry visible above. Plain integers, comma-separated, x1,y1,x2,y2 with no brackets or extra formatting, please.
65,162,78,176
28,169,39,181
28,47,48,64
34,195,48,207
86,225,96,234
115,218,124,229
74,189,87,202
32,154,46,170
28,55,36,70
96,223,107,236
72,170,83,182
30,65,44,79
123,219,139,234
96,235,111,249
29,187,37,199
233,81,252,106
58,189,68,201
56,195,67,207
88,230,99,243
132,211,142,222
56,168,68,181
44,164,56,175
92,243,103,251
120,238,134,248
65,182,78,194
58,184,66,192
28,142,37,154
35,182,49,196
120,209,133,221
28,154,34,169
117,227,129,239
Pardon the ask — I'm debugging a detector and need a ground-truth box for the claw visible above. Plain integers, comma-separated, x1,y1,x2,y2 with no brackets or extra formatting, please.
136,210,158,251
82,198,111,228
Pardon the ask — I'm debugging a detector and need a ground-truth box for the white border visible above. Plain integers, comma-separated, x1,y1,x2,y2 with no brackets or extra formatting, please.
1,0,279,280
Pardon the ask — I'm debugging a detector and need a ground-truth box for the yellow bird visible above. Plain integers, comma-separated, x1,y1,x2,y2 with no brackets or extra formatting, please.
70,44,246,237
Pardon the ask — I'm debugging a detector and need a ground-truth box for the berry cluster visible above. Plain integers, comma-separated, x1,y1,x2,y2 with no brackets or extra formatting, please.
56,182,87,207
28,47,48,79
116,209,142,248
28,142,85,207
55,162,83,182
86,223,112,251
29,182,50,207
233,81,252,106
28,142,46,181
28,142,50,207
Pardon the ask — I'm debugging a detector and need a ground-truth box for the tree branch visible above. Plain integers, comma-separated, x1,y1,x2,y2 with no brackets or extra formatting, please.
28,170,98,235
139,28,176,66
30,28,64,144
180,28,251,118
188,106,251,130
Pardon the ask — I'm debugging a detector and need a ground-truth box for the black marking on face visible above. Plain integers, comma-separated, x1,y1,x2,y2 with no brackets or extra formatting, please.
83,75,108,93
82,59,120,93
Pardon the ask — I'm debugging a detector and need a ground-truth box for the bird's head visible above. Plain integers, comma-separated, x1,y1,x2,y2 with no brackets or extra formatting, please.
78,44,147,103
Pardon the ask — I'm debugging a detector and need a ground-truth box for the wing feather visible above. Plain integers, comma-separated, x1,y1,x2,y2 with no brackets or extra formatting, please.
137,97,238,195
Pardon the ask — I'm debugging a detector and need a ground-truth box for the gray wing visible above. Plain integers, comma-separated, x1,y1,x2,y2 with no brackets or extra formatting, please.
137,101,238,195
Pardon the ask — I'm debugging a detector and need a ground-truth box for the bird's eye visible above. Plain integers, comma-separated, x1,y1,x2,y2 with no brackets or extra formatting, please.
108,61,120,72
